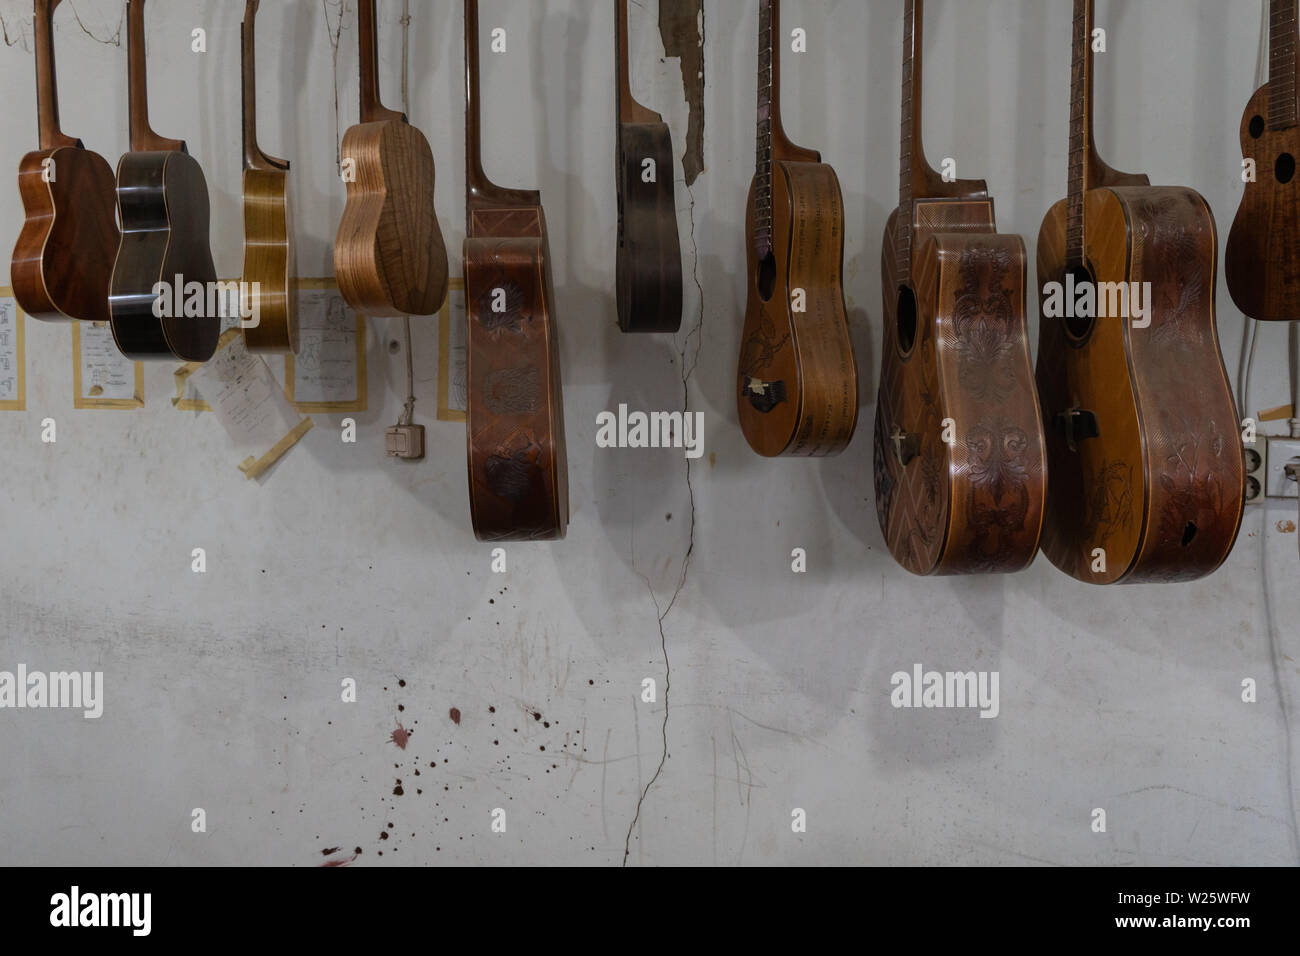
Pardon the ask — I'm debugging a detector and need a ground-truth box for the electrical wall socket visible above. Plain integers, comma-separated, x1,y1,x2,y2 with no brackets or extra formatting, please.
386,424,425,461
1265,436,1300,498
1244,445,1265,504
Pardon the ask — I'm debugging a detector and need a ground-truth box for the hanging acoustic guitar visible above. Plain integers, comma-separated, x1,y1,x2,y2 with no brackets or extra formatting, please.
872,0,1047,576
463,0,568,541
11,0,119,324
1226,0,1300,321
1035,0,1244,584
737,0,857,457
239,0,297,353
615,0,682,333
109,0,219,362
334,0,448,318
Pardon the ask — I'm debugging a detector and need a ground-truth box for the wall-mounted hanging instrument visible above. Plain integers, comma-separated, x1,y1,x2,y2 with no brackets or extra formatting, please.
872,0,1047,576
109,0,219,362
334,0,448,318
1226,0,1300,321
239,0,297,353
736,0,857,457
463,0,568,541
1035,0,1243,584
615,0,682,333
11,0,119,324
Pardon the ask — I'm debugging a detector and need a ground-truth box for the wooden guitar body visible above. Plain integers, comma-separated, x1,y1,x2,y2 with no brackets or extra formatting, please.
874,199,1046,574
1225,83,1300,321
615,121,682,332
737,158,858,457
335,118,448,317
110,150,219,361
1036,186,1245,583
13,145,118,322
241,167,297,352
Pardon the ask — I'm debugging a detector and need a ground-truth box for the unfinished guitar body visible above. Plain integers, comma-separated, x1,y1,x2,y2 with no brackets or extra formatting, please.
874,200,1046,575
335,119,448,317
242,167,297,353
1036,187,1244,583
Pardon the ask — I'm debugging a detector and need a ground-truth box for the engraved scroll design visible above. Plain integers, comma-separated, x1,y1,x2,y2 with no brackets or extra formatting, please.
1129,192,1209,351
951,242,1017,402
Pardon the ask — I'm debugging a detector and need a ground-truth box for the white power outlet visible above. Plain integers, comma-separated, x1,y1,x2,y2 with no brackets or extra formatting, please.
1265,436,1300,498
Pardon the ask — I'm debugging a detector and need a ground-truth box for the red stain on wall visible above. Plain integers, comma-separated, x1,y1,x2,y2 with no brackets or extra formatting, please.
390,721,410,749
449,707,462,725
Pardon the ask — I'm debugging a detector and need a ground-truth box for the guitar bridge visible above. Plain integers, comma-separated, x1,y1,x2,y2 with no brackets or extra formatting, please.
743,377,786,414
1054,407,1100,452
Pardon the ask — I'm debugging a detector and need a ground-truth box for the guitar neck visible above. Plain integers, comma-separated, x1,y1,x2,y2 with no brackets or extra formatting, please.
754,0,777,264
359,0,403,124
1065,0,1094,267
241,0,287,171
1270,0,1299,129
897,0,925,285
126,0,184,152
465,0,538,212
34,0,78,150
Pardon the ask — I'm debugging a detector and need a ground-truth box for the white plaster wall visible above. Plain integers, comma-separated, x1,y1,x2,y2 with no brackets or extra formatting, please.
0,0,1297,865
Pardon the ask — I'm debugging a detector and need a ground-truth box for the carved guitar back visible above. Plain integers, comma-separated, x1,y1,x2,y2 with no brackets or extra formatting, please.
616,122,682,332
465,207,568,541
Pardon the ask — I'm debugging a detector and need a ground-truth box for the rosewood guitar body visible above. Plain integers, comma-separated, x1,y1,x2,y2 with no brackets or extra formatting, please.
110,150,219,362
616,121,682,332
241,167,297,352
335,119,448,317
737,160,858,457
1225,84,1300,321
465,206,568,541
13,146,118,323
874,200,1046,575
1036,187,1245,583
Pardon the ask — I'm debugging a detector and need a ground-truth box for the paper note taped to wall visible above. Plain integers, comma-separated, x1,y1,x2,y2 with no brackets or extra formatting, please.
287,285,366,411
0,295,23,409
437,279,467,421
190,329,313,480
173,293,248,411
74,322,143,407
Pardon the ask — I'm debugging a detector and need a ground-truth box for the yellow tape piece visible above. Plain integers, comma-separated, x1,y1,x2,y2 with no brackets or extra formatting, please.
238,416,314,480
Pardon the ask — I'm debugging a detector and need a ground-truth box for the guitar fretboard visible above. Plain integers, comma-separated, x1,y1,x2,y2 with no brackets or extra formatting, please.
1270,0,1298,129
754,0,775,263
897,0,918,285
1065,0,1091,267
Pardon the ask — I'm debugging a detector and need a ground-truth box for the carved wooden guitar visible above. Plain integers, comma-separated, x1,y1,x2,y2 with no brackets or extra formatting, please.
737,0,857,457
463,0,568,541
1035,0,1244,584
109,0,219,362
615,0,682,333
334,0,448,318
872,0,1047,576
1226,0,1300,321
240,0,297,353
11,0,119,324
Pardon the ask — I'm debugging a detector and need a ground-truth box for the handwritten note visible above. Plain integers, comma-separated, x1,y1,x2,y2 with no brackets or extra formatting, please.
173,289,249,411
287,285,366,411
190,330,312,480
0,295,23,410
74,323,143,408
437,279,467,421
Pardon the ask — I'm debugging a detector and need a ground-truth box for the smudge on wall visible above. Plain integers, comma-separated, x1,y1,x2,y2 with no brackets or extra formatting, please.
659,0,704,185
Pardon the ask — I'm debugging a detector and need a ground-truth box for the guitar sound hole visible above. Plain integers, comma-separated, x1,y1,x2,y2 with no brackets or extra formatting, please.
1181,522,1197,547
1276,153,1296,183
896,285,918,355
757,251,776,301
1249,115,1265,139
1064,265,1095,341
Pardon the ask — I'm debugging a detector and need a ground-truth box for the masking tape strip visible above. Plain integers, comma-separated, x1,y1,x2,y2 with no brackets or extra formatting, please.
238,416,314,481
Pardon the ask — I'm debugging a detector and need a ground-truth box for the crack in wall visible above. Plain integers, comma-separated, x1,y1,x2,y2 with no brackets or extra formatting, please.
68,1,124,46
621,175,705,866
0,11,29,49
322,0,350,172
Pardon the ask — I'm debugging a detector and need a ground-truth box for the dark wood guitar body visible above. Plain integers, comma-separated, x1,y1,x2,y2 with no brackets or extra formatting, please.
615,0,681,333
334,0,448,318
1035,0,1243,584
109,0,218,362
737,0,857,457
11,0,118,324
1226,0,1300,323
873,0,1046,575
464,0,568,541
240,0,297,353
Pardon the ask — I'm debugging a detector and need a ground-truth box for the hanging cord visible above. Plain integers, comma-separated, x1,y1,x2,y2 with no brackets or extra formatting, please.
397,0,416,428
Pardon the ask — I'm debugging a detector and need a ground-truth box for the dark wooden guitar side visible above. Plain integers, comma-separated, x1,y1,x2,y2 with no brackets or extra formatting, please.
109,0,219,362
737,0,857,457
615,0,682,333
1226,0,1300,321
1035,0,1244,584
334,0,448,318
240,0,297,353
463,0,568,541
11,0,119,324
872,0,1047,576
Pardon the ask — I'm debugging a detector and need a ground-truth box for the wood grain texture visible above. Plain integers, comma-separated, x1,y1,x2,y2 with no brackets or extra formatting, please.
1036,187,1245,583
616,122,682,333
11,0,118,323
873,200,1046,575
241,168,298,353
1225,83,1300,321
